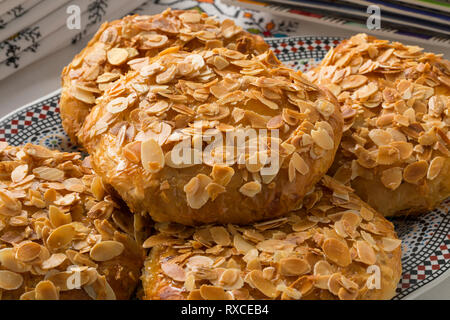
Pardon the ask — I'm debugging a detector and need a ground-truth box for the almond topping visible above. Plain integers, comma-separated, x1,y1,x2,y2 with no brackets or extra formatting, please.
322,238,351,267
403,160,428,184
279,257,311,276
311,127,334,150
107,48,129,65
141,138,165,173
90,240,124,262
239,181,261,197
427,156,445,180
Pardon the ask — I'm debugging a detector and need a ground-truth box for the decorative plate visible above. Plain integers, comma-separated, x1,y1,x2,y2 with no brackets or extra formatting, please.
1,36,449,300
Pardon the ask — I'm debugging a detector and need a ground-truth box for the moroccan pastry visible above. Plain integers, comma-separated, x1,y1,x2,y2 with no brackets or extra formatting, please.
78,43,343,225
306,33,450,217
60,9,269,145
141,176,402,300
0,143,144,300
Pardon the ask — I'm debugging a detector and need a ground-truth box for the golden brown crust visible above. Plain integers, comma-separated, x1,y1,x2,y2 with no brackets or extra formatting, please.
0,143,145,300
141,176,402,300
307,33,450,217
60,9,269,145
77,44,343,225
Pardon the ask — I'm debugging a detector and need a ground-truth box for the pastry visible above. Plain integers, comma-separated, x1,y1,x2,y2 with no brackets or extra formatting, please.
60,9,269,145
77,45,343,225
306,34,450,216
141,176,402,300
0,143,144,300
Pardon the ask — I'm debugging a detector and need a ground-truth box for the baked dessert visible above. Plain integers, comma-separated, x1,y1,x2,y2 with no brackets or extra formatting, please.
0,143,144,300
141,176,402,300
60,9,269,145
306,34,450,217
77,43,343,225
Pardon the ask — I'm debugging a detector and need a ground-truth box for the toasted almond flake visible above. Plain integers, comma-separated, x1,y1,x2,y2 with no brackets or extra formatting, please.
381,238,402,252
313,260,332,276
355,240,376,265
341,74,368,90
327,273,342,295
359,206,374,221
156,65,177,84
91,176,105,200
47,224,76,251
279,257,311,276
0,270,23,290
205,182,226,201
369,129,392,147
33,167,64,181
247,270,278,298
11,164,28,183
141,138,165,173
291,152,309,175
15,242,42,262
106,97,128,114
210,226,231,246
71,86,96,104
161,262,186,282
0,189,22,216
90,240,124,262
41,253,67,270
239,181,261,197
380,167,403,190
338,287,358,300
184,174,212,209
311,127,334,150
35,280,59,300
199,285,232,300
186,255,214,270
403,160,428,184
315,99,335,118
0,248,30,273
49,205,72,228
107,48,129,65
218,268,243,290
322,238,351,267
233,234,255,254
427,156,445,180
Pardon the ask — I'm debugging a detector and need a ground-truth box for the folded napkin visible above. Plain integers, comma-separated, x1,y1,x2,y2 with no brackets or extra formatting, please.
0,0,146,80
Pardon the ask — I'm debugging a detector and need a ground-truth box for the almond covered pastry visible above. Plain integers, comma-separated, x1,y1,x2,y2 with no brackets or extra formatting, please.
0,143,145,300
77,43,343,225
306,34,450,217
141,176,402,300
60,9,269,145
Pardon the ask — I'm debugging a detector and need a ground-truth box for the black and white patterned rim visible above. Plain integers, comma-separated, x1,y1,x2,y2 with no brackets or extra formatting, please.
1,35,449,300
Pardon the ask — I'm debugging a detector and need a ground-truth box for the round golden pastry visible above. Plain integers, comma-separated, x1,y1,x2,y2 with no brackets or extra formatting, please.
60,9,269,145
77,43,343,226
0,143,145,300
306,33,450,217
141,176,402,300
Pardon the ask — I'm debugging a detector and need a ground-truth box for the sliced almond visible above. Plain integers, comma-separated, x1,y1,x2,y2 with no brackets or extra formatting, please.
355,240,376,265
239,181,261,197
107,48,129,65
279,257,311,276
322,238,351,267
403,160,428,184
90,240,124,262
161,262,186,282
141,138,165,173
35,280,59,300
247,270,278,298
311,127,334,150
0,270,23,290
427,156,445,180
